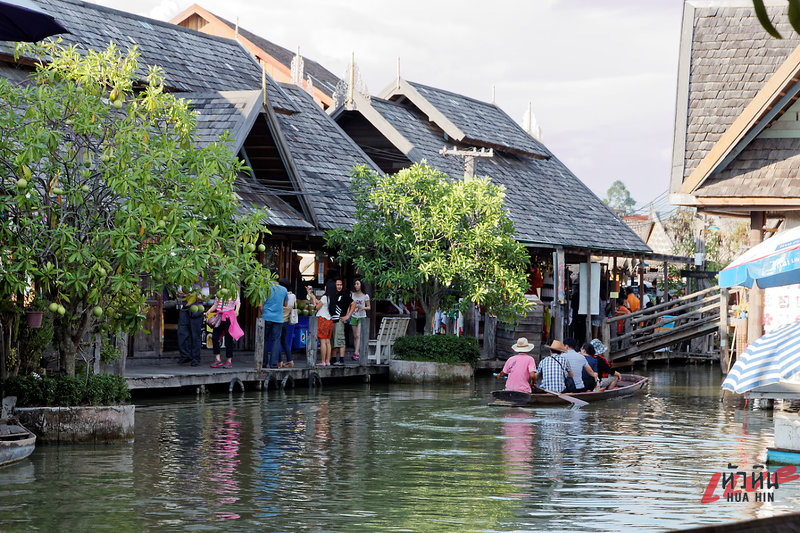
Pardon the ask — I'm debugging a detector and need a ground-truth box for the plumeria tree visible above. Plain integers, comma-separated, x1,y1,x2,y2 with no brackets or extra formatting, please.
0,42,272,376
326,163,531,334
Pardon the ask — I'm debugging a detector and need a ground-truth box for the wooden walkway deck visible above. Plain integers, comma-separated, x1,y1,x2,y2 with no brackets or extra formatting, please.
125,355,388,392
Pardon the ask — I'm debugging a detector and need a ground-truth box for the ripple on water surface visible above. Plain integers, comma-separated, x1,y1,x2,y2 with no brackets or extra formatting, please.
0,367,797,532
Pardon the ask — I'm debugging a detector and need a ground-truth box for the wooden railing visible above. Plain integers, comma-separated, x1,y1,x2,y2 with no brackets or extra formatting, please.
601,286,728,363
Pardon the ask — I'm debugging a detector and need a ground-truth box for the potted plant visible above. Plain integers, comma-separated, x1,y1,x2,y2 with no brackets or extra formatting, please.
25,298,45,329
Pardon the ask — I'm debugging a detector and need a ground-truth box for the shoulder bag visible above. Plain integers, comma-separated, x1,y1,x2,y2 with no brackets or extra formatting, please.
553,355,577,393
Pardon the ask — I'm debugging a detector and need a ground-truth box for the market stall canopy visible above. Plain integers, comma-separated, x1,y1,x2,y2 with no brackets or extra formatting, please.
0,0,69,42
719,225,800,288
722,321,800,394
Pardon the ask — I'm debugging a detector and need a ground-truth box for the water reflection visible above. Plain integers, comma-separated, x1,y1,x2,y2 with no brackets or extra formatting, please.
0,367,798,532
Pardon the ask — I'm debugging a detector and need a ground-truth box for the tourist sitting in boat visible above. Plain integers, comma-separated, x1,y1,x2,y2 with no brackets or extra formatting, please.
562,337,598,393
588,339,622,391
535,340,573,393
495,337,537,393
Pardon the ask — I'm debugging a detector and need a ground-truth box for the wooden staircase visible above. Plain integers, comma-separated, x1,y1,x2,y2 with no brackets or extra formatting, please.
602,286,727,364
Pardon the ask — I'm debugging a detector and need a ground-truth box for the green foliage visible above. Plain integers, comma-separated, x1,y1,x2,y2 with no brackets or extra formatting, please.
0,42,274,376
603,180,636,216
326,163,531,333
393,334,480,367
2,373,130,407
752,0,800,39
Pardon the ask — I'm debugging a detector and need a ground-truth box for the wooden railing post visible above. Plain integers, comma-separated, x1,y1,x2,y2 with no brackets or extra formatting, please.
307,316,318,368
719,288,729,374
254,318,264,371
601,319,610,347
483,315,497,359
359,316,369,367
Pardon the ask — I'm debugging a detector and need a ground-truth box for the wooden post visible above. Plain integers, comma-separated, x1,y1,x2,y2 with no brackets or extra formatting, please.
663,261,669,302
719,288,729,373
601,319,610,347
113,333,128,377
359,316,369,367
747,212,765,345
638,256,645,301
483,315,497,359
307,316,318,367
585,252,593,343
93,334,101,375
254,318,264,371
553,247,564,342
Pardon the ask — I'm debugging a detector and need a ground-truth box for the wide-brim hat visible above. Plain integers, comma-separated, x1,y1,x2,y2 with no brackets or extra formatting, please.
512,337,535,352
591,338,607,355
545,339,565,353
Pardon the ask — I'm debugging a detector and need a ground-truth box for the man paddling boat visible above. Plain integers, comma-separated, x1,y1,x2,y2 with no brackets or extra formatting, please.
495,338,538,393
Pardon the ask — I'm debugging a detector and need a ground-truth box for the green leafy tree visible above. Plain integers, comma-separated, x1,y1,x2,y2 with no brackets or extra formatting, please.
326,163,531,334
603,180,636,216
0,42,273,377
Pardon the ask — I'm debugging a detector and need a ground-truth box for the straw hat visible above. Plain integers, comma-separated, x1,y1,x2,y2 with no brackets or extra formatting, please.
545,340,565,353
590,338,607,355
512,337,535,352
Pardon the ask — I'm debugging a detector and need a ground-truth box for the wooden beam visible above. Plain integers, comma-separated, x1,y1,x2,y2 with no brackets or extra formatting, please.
748,211,765,345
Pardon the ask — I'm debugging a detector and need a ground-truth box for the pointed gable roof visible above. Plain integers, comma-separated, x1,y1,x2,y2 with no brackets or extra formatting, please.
334,90,650,254
380,78,549,159
274,83,382,230
5,0,297,113
671,1,800,209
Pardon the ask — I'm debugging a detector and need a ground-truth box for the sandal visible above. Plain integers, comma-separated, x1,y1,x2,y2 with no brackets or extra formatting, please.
286,361,294,368
352,354,359,360
278,361,284,369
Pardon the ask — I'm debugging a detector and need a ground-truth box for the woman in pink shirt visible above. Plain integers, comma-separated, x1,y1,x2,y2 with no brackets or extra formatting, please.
496,337,538,393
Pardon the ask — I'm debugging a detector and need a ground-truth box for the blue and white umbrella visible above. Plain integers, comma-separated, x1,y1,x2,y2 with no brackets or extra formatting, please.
722,321,800,393
719,225,800,289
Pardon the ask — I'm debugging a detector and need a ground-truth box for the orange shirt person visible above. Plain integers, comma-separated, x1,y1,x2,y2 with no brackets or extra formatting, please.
625,287,640,312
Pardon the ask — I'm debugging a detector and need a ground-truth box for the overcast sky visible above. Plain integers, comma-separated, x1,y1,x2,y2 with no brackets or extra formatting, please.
91,0,685,209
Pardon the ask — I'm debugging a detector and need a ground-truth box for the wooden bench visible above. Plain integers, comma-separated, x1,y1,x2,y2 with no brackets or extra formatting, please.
368,316,410,364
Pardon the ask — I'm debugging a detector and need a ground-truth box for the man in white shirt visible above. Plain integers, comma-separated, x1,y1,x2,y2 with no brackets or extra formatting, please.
562,337,597,393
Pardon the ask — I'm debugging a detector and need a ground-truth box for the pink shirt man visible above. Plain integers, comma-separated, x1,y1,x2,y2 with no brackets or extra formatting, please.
498,337,538,394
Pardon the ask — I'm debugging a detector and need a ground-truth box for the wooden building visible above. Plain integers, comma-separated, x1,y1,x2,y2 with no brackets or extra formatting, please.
331,74,652,354
170,4,340,109
670,1,800,343
0,0,378,365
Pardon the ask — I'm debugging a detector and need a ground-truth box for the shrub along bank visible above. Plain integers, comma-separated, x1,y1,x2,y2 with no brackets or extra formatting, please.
392,335,480,368
2,373,130,407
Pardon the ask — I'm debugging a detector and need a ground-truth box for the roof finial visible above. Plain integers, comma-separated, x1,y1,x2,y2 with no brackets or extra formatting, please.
290,45,305,86
234,17,239,41
261,64,267,107
333,52,369,110
523,100,543,142
347,51,355,106
396,56,401,89
491,84,496,105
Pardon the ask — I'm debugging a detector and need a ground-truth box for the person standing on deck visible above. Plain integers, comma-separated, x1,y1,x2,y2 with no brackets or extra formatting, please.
331,278,356,366
261,278,288,369
207,290,241,369
536,340,573,393
350,279,370,361
307,285,332,366
562,337,597,393
495,337,538,393
626,286,640,313
176,276,208,366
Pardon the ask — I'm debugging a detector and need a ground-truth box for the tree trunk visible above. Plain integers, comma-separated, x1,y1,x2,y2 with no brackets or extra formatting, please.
421,295,441,335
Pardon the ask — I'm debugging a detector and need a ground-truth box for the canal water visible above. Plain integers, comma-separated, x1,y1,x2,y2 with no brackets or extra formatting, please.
1,366,798,532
